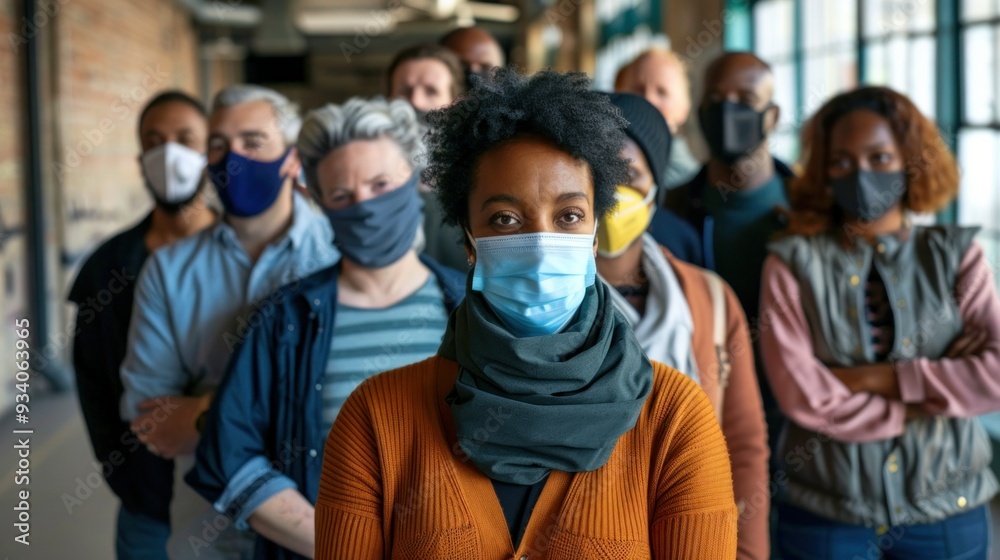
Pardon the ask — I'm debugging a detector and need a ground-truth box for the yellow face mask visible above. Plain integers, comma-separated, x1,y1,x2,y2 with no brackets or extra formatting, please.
597,185,657,258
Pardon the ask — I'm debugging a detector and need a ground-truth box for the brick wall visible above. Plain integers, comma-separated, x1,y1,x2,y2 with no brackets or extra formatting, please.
0,0,200,411
0,0,31,412
55,0,200,272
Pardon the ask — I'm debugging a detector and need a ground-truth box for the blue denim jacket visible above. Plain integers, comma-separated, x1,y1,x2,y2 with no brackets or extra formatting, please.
186,255,466,560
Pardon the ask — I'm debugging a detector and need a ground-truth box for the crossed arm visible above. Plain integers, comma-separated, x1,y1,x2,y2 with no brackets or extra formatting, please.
759,243,1000,443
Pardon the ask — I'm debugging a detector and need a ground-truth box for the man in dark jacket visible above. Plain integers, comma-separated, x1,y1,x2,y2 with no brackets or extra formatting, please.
69,90,217,559
665,51,792,459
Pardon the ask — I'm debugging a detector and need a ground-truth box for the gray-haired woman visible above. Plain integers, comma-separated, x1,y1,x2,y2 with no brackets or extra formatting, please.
185,97,466,560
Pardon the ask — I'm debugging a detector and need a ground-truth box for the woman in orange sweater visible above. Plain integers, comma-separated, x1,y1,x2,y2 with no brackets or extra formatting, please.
315,68,738,559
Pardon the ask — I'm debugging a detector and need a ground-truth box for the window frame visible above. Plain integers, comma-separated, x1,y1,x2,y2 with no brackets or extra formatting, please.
739,0,963,224
954,0,1000,266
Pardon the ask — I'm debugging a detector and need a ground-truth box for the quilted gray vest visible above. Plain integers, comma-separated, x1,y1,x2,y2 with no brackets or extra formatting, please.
767,225,996,527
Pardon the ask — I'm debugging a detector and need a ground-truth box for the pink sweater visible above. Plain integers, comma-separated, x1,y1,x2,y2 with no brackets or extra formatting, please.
760,241,1000,442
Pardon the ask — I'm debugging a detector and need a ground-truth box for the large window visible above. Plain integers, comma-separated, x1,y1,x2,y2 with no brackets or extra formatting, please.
862,0,938,117
752,0,860,161
753,0,799,162
753,0,942,160
958,0,1000,273
801,1,859,115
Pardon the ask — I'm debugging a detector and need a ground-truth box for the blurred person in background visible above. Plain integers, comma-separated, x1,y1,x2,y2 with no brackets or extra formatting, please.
314,67,738,560
70,90,217,560
598,92,769,560
666,51,791,459
187,97,465,560
387,43,466,117
615,48,701,190
440,26,505,84
388,43,471,271
602,81,704,266
761,86,1000,560
120,85,338,559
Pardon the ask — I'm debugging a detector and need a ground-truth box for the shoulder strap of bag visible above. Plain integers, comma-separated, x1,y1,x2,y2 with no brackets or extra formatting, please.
703,269,732,417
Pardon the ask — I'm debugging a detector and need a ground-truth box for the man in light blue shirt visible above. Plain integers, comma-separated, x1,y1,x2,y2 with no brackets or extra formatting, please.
119,85,338,559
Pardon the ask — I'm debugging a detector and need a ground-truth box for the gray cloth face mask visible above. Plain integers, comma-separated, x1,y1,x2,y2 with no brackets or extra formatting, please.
831,170,906,221
322,173,424,268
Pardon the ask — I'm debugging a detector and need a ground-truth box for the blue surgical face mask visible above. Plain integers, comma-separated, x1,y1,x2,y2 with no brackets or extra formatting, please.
322,173,423,268
208,148,290,217
469,230,597,337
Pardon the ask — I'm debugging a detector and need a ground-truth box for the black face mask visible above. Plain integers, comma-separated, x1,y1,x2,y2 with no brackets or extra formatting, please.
699,100,772,163
463,68,480,89
831,170,906,221
414,108,430,128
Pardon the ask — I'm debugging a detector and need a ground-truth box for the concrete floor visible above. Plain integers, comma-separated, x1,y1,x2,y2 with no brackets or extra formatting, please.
3,392,1000,559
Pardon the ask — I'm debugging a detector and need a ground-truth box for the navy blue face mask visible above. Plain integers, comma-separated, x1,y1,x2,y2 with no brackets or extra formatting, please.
322,173,424,268
208,148,290,218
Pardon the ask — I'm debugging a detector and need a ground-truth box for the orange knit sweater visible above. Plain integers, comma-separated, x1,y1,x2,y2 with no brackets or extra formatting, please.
316,355,738,559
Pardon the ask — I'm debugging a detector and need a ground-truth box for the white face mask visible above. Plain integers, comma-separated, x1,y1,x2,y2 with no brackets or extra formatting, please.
140,142,207,204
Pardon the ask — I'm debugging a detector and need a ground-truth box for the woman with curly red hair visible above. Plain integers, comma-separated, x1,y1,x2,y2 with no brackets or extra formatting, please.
759,86,1000,559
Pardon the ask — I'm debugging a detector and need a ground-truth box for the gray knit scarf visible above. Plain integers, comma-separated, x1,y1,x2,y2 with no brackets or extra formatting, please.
439,275,654,484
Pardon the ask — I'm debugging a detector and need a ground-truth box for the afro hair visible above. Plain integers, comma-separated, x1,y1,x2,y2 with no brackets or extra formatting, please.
421,67,630,228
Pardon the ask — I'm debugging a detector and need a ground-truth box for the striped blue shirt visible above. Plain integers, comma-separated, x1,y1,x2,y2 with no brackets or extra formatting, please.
322,277,449,429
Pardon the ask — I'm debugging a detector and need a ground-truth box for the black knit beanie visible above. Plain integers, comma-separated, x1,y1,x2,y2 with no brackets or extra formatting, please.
605,92,673,190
